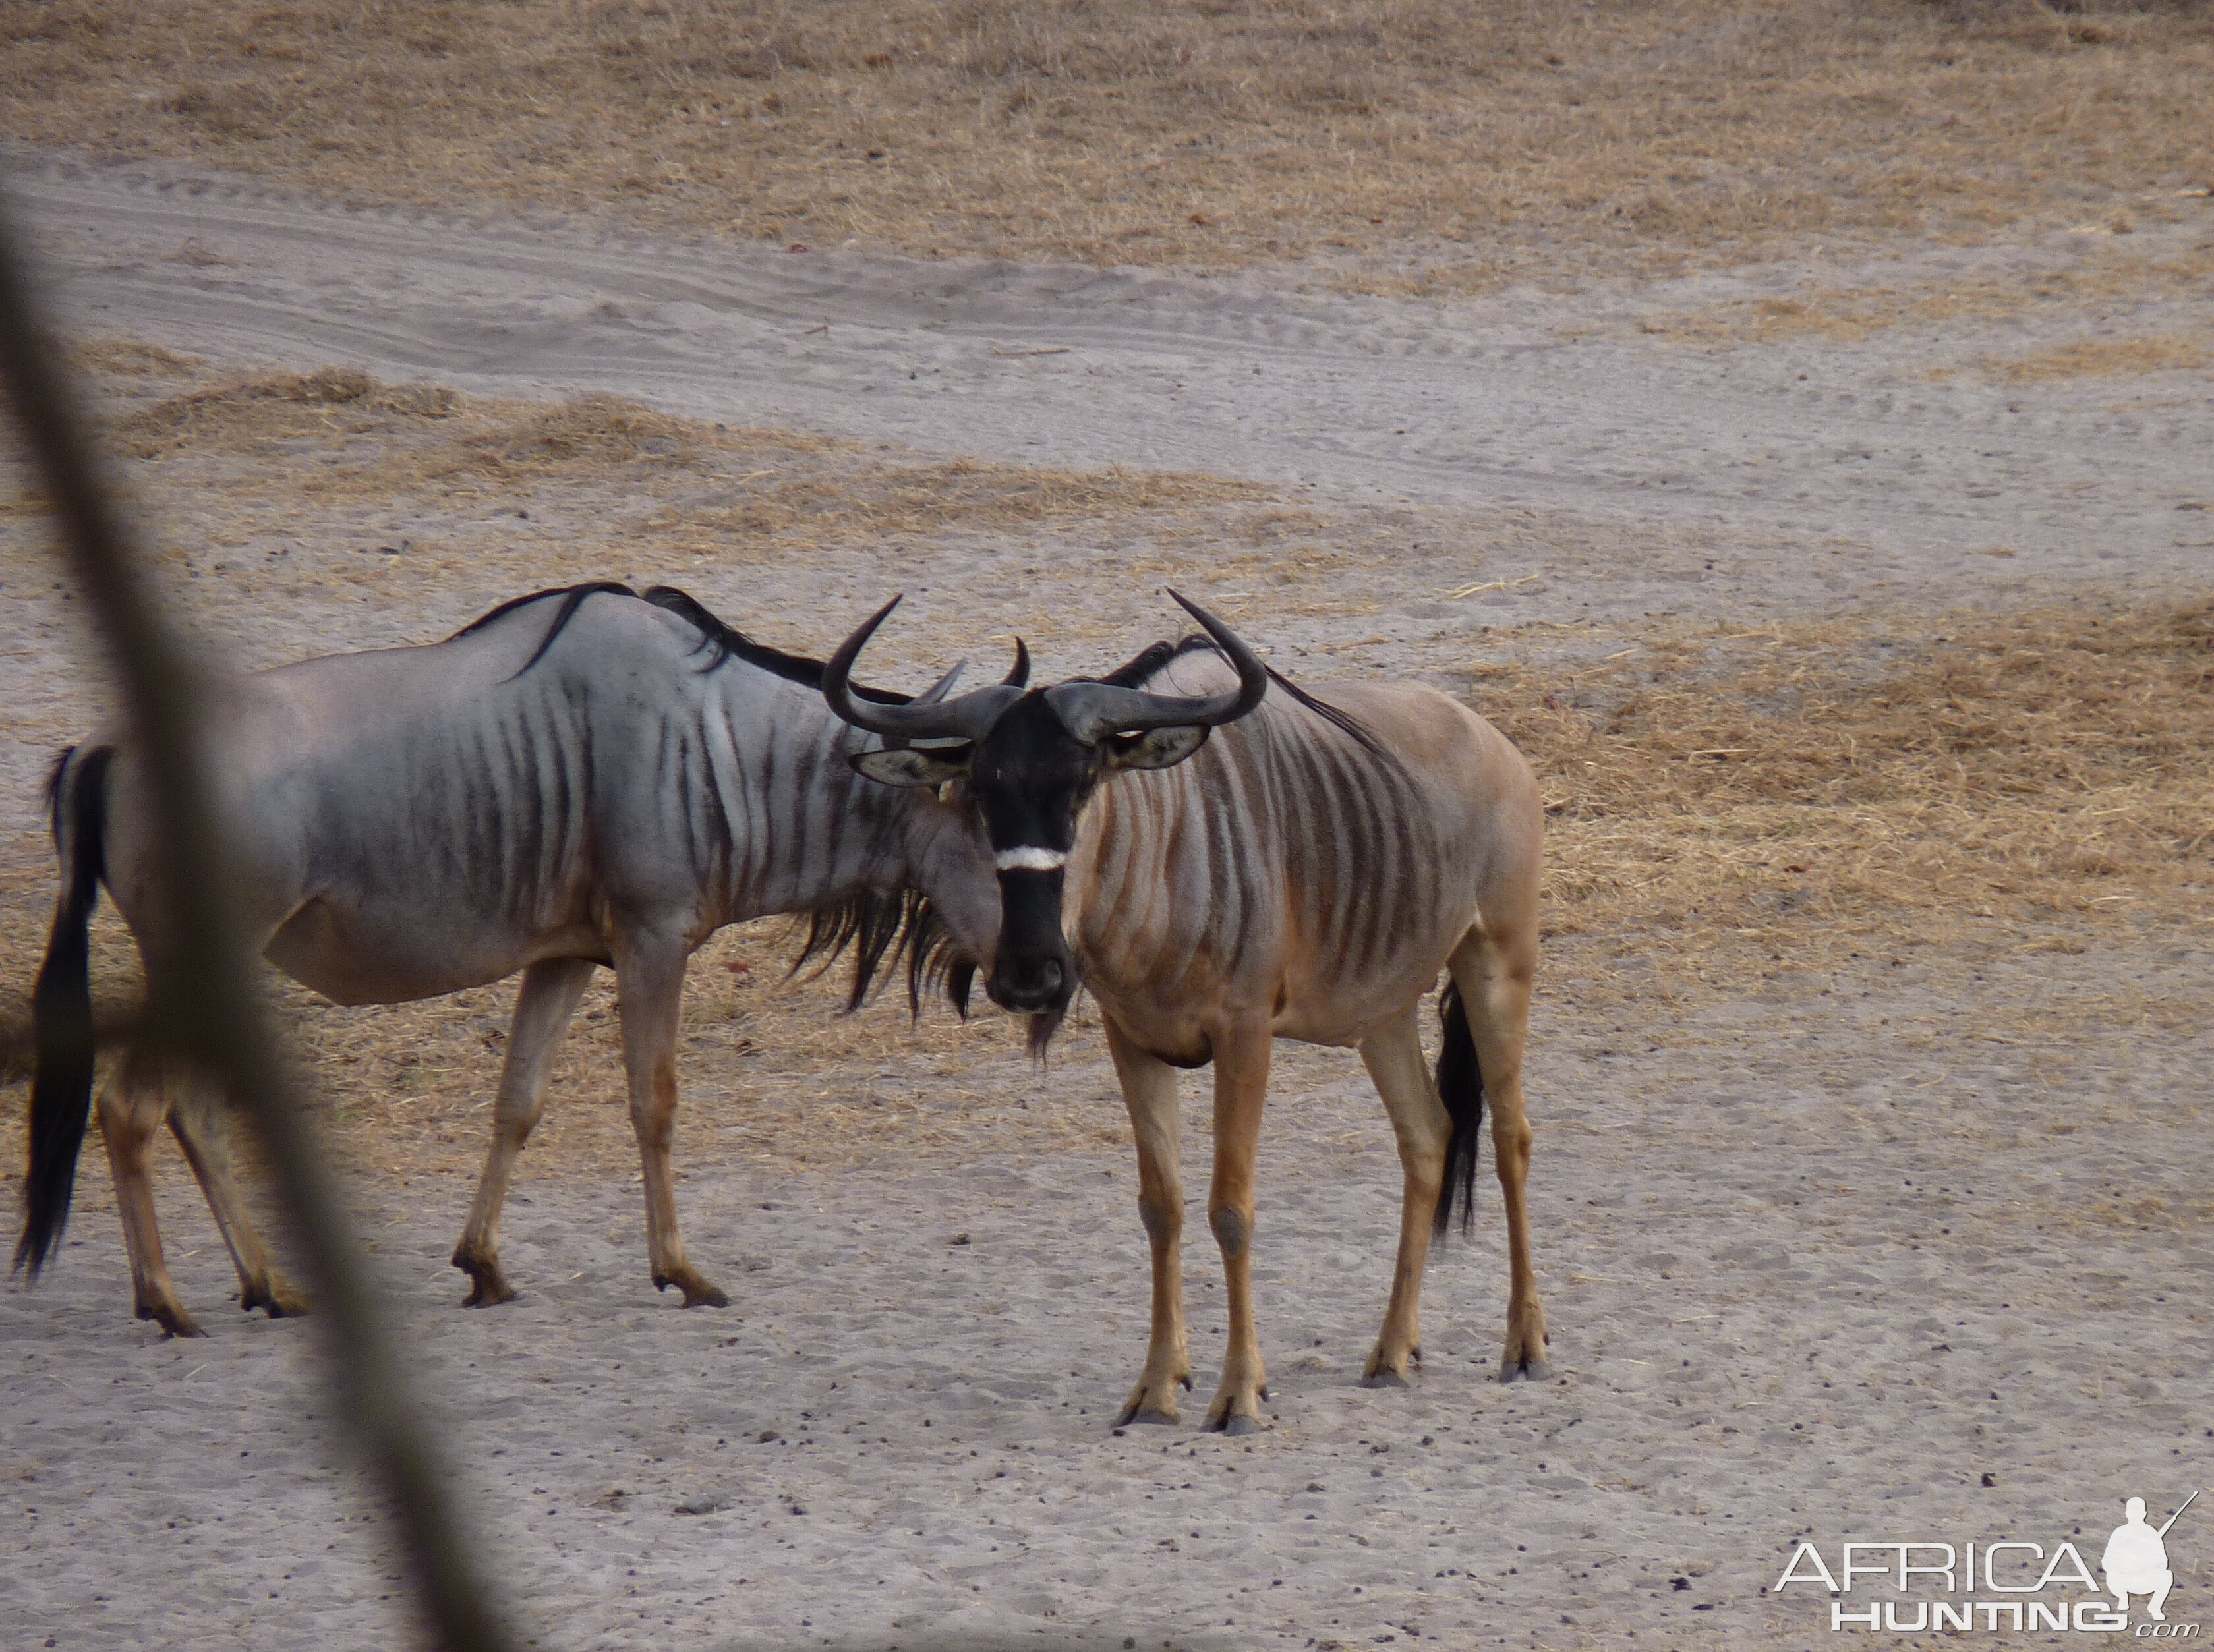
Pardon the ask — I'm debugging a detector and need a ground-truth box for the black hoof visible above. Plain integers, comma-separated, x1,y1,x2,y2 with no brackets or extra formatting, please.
140,1304,205,1338
654,1271,731,1309
1122,1408,1179,1427
455,1252,517,1309
242,1282,310,1319
459,1274,517,1309
1500,1357,1552,1383
1361,1369,1411,1390
1220,1413,1262,1437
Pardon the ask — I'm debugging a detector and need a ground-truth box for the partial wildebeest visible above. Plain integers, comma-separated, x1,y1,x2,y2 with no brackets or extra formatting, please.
821,592,1548,1433
17,583,1008,1334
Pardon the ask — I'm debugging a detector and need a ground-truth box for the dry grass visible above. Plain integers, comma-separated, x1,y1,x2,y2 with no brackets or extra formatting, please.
4,2,2212,288
109,365,1263,531
1635,248,2214,348
114,364,464,455
66,336,203,379
1475,600,2214,979
9,360,1273,628
1946,335,2214,382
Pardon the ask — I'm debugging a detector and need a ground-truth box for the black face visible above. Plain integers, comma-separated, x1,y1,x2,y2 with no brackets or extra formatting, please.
966,695,1108,1014
851,690,1212,1019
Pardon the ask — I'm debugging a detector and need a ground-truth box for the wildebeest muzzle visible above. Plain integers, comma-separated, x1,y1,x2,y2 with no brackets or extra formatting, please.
987,865,1077,1014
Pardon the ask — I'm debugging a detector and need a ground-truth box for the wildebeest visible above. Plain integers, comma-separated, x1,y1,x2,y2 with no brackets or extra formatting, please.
17,583,1008,1334
819,592,1548,1433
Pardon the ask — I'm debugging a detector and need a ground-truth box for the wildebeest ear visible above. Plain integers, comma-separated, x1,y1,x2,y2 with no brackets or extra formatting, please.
1105,724,1210,772
852,745,973,787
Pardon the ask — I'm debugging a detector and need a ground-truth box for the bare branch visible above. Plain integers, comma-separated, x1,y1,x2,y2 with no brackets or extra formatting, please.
0,186,519,1652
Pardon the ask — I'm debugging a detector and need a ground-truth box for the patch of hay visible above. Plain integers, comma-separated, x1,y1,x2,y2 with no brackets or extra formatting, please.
5,2,2211,289
1951,335,2213,382
116,366,459,457
1476,600,2214,976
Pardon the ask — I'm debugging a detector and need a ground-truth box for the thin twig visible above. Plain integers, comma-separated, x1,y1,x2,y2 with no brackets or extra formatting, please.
1445,572,1541,600
0,189,518,1652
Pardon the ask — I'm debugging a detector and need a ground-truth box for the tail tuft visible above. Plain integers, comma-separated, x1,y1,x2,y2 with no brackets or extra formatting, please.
16,745,111,1278
1432,979,1486,1239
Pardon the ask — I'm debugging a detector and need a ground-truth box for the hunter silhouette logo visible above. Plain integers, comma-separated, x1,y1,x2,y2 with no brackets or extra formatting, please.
1776,1488,2202,1634
2106,1491,2197,1623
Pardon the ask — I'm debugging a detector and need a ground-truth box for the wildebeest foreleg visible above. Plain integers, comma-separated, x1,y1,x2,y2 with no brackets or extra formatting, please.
1450,927,1549,1381
96,1057,201,1337
167,1080,306,1318
452,957,597,1305
614,940,728,1308
1105,1018,1191,1426
1203,1020,1273,1436
1358,1004,1450,1386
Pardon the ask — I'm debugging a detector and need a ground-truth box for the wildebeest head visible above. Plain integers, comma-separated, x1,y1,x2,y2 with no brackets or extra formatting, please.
820,592,1269,1027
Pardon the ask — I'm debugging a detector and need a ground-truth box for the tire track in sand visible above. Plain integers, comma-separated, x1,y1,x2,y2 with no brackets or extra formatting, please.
12,152,2212,608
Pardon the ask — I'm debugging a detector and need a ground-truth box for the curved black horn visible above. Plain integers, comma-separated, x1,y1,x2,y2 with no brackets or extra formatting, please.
1045,589,1271,745
821,596,1023,743
1004,637,1032,689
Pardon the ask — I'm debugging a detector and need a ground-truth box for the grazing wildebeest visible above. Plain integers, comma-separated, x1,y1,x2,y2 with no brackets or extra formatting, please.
820,592,1548,1433
17,583,1008,1334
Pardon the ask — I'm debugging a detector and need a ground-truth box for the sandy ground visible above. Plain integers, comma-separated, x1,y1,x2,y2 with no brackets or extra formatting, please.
1,153,2211,1650
6,954,2209,1651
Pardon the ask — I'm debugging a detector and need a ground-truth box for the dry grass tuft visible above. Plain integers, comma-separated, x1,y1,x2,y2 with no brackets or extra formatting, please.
4,2,2211,287
1637,254,2214,349
1948,335,2214,382
440,393,699,476
117,365,460,457
660,455,1269,555
67,336,202,379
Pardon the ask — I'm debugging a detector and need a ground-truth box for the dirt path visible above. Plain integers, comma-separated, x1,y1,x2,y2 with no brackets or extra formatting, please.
16,154,2214,631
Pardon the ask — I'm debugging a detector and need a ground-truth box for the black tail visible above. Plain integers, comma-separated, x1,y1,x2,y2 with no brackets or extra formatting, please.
1432,979,1486,1239
16,745,113,1278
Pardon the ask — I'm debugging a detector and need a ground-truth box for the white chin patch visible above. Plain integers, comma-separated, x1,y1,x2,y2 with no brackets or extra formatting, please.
995,846,1068,873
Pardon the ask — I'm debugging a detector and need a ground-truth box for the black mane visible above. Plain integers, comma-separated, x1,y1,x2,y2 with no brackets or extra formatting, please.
450,581,641,678
446,581,908,704
793,890,924,1014
1101,633,1385,754
641,586,909,704
902,897,978,1025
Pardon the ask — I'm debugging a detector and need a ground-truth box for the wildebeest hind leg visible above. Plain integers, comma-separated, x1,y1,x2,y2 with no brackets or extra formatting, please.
1358,1004,1449,1387
614,940,727,1308
1449,925,1548,1382
453,957,597,1306
98,1055,201,1337
168,1079,306,1317
1104,1019,1191,1426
